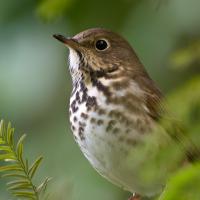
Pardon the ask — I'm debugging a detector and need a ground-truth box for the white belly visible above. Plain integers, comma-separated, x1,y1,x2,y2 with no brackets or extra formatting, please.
69,84,173,196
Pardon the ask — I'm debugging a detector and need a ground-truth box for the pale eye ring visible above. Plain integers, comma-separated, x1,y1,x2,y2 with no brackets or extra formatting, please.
95,39,109,51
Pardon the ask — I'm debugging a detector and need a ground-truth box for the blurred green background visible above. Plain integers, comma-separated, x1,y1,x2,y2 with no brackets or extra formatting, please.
0,0,200,199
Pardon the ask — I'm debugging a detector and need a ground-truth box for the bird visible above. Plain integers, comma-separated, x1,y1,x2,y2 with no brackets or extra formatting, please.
53,28,199,200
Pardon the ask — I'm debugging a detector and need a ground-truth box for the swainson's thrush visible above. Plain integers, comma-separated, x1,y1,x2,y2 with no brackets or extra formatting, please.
53,28,199,199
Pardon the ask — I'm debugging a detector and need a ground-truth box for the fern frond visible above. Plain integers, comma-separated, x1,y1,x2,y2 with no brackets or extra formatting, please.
0,120,50,200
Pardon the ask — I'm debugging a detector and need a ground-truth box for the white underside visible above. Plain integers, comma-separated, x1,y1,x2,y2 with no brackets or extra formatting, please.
70,83,173,196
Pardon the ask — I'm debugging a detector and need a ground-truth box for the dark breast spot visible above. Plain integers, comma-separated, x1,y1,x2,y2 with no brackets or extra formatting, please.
78,126,85,140
71,125,76,131
81,90,88,103
98,108,106,115
90,72,111,97
108,110,130,125
86,96,97,111
96,81,110,97
77,119,87,141
90,118,96,123
77,81,98,111
106,120,117,132
97,119,104,125
81,112,89,119
71,100,78,113
76,91,81,103
73,116,77,122
80,81,88,103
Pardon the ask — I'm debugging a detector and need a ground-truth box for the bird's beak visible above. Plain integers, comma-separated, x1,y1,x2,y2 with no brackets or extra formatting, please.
53,34,79,50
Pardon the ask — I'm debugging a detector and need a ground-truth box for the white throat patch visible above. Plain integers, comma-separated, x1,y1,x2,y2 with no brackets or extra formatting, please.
68,48,80,72
68,48,84,84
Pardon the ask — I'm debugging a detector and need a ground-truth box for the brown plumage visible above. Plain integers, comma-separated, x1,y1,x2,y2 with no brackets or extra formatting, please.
53,28,200,199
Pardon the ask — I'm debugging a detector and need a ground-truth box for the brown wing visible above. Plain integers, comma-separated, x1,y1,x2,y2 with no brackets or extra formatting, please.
137,74,200,162
135,74,164,121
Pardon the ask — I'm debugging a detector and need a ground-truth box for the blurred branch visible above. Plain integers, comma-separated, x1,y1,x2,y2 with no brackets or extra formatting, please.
170,38,200,70
159,164,200,200
0,120,51,200
37,0,74,21
167,76,200,128
36,0,140,31
155,0,170,10
159,76,200,199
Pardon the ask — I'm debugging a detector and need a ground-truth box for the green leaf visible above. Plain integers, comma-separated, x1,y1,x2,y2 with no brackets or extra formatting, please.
1,173,27,179
0,164,23,172
6,122,12,143
0,120,5,138
16,134,26,165
7,126,14,147
37,0,73,21
0,120,50,200
0,138,5,144
7,179,31,187
8,183,32,191
160,164,200,200
37,177,52,194
12,191,37,199
170,39,200,70
0,153,15,161
28,156,43,179
0,145,12,152
25,159,29,172
167,76,200,129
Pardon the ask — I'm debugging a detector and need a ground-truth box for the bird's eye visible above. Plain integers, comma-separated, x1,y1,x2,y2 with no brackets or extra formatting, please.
95,39,109,51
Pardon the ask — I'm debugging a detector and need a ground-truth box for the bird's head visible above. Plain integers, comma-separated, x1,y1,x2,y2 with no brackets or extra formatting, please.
53,28,146,84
